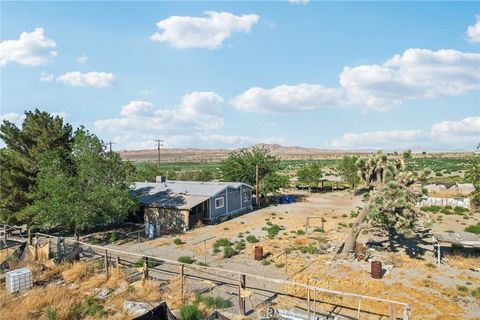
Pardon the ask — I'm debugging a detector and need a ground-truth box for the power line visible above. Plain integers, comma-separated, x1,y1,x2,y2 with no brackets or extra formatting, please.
107,141,116,152
155,139,164,170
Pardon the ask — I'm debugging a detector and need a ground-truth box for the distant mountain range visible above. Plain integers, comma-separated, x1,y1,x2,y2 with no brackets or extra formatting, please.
118,143,471,163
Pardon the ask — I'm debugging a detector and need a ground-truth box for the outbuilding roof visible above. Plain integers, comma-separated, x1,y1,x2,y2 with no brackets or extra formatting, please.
133,180,251,209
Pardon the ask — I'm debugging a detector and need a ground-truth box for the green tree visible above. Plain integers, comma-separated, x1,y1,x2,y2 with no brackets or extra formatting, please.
221,147,288,197
339,151,426,257
0,109,72,224
465,152,480,208
337,156,360,188
30,128,137,236
297,162,322,193
131,163,176,182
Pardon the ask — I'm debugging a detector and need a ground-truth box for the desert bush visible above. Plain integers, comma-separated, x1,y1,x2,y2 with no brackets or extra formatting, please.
195,293,229,309
180,303,202,320
465,223,480,234
266,224,282,238
134,258,160,268
234,242,245,250
275,263,285,268
297,245,317,254
223,246,237,258
213,238,231,248
178,256,194,264
173,238,183,245
296,229,305,235
246,235,258,243
313,227,324,233
261,259,271,266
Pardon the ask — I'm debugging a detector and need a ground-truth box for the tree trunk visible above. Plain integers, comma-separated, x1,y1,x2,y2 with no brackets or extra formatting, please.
338,204,369,257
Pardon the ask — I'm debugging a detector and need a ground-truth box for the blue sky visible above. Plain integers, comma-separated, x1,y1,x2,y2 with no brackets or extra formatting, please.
1,1,479,151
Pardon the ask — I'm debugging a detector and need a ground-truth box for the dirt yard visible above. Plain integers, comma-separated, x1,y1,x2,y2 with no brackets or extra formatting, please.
105,190,480,319
1,191,479,319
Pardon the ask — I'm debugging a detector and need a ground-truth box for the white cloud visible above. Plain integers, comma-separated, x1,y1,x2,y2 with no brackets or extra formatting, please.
0,28,57,66
39,71,54,82
76,53,88,64
150,11,259,49
288,0,309,4
95,91,224,135
0,112,25,124
232,84,345,113
233,49,480,113
57,71,115,88
329,116,480,151
467,15,480,43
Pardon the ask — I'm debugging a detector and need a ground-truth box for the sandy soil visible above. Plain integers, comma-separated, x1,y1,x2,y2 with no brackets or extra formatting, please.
105,191,480,319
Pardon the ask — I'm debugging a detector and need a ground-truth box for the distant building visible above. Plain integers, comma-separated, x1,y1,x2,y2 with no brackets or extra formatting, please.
133,179,253,234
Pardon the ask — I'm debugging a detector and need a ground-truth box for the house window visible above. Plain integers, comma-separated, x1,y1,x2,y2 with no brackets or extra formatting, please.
243,190,252,201
215,197,224,209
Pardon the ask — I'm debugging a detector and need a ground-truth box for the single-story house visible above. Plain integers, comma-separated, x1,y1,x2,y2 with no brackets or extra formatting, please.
133,179,253,234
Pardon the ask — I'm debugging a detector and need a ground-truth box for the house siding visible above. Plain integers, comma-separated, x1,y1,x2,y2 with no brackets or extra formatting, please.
210,189,227,218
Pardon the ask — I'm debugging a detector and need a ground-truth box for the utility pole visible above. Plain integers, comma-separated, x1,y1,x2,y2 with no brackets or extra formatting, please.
256,164,260,209
107,141,116,153
155,139,164,170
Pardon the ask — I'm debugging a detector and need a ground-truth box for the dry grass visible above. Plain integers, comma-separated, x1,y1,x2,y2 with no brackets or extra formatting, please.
446,255,480,269
286,265,464,320
0,285,79,320
62,261,96,283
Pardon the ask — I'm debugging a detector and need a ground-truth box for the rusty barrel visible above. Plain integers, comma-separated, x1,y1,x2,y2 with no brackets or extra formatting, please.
371,261,383,279
254,246,263,261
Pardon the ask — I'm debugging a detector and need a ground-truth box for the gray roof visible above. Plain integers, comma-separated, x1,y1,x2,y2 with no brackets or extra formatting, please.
133,180,251,209
433,232,480,247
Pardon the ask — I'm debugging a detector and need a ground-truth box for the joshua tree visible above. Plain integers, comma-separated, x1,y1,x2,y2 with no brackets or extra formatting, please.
338,151,426,257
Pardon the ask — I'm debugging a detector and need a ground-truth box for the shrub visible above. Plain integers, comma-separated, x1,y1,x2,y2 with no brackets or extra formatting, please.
297,245,317,254
195,293,229,309
261,259,271,266
134,258,160,268
234,242,245,250
266,224,282,238
213,238,231,248
180,303,202,320
338,223,348,228
471,287,480,298
275,263,285,268
465,223,480,234
457,285,468,292
90,238,102,245
45,307,57,320
296,229,305,235
425,262,436,269
313,227,324,233
213,247,221,254
197,261,208,266
107,232,119,244
246,235,258,243
173,238,183,245
223,246,237,258
178,256,194,264
454,206,469,214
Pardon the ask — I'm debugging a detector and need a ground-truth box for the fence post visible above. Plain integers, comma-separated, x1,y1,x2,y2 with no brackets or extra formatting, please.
239,274,246,315
180,264,185,304
116,256,120,269
403,304,411,320
104,249,109,279
389,303,396,320
28,228,32,245
307,287,311,320
142,256,149,283
34,234,38,261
